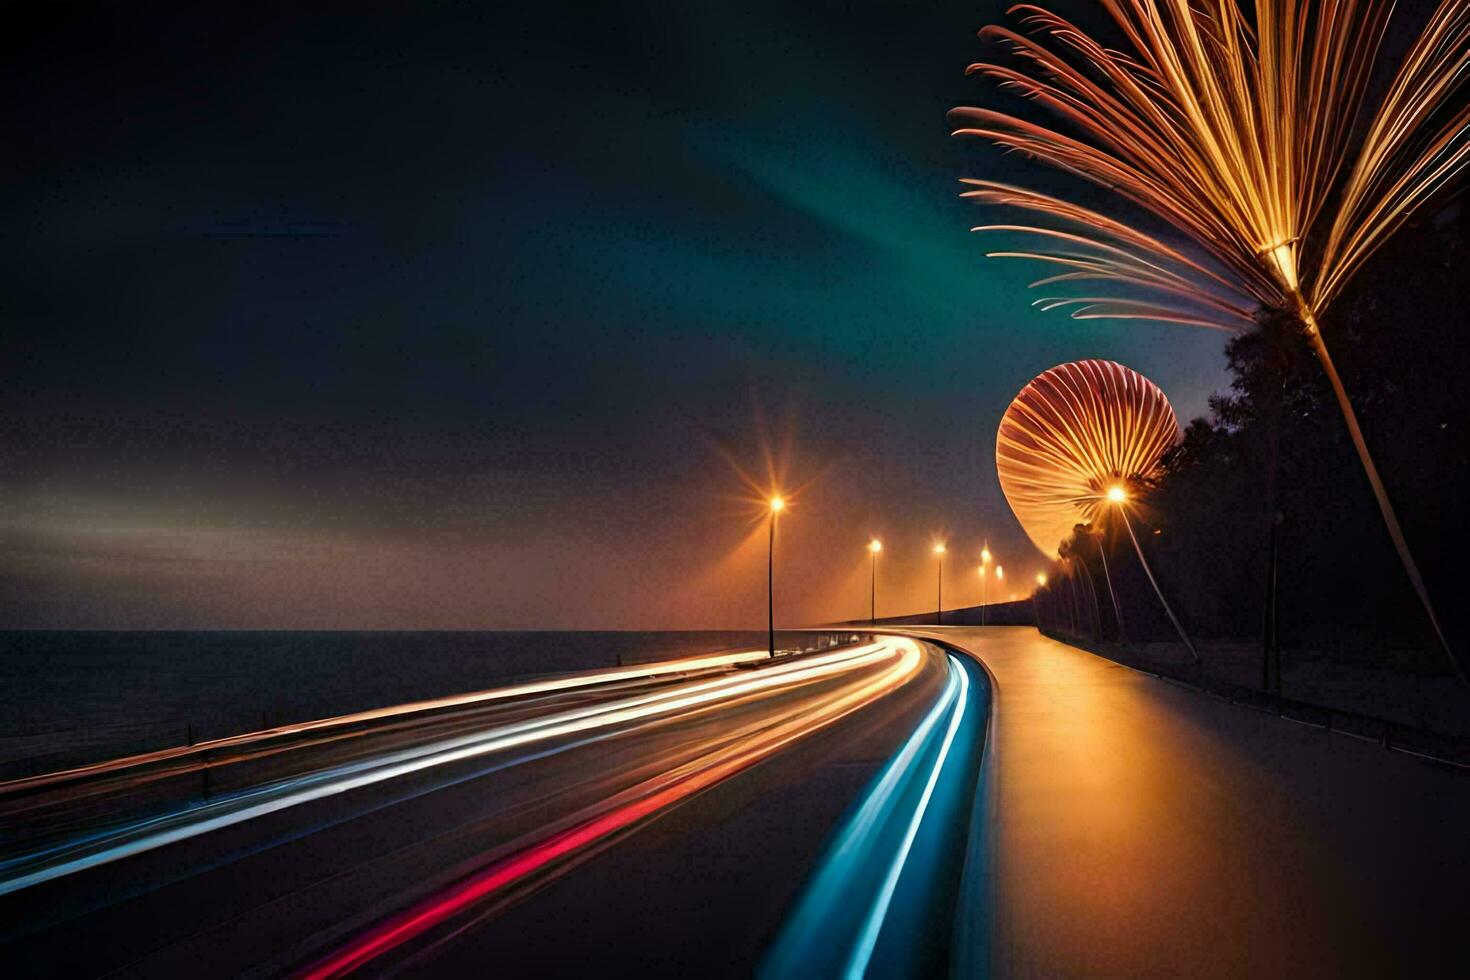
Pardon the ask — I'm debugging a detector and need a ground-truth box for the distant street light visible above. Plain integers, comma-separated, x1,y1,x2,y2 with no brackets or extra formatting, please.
1036,572,1048,587
980,545,992,626
768,496,784,657
933,542,947,625
868,539,882,625
978,565,987,624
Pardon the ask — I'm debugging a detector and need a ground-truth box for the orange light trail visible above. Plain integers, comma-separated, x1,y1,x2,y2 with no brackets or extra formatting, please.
296,638,928,977
0,640,925,899
0,647,775,798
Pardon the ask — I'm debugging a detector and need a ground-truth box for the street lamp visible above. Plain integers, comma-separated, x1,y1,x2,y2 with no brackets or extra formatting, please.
867,539,882,624
767,496,784,657
933,542,946,625
978,565,986,624
1032,570,1047,628
980,545,992,626
1105,482,1200,664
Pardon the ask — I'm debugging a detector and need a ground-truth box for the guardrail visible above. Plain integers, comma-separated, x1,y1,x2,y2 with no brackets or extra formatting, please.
1041,627,1470,769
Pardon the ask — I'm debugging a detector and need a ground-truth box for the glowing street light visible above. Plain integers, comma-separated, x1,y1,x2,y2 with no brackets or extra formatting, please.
996,565,1004,581
980,544,992,626
1104,481,1199,663
933,542,946,626
1036,572,1048,587
867,539,882,625
767,496,784,657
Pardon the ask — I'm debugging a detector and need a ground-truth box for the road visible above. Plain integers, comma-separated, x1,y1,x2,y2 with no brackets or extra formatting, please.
4,626,1467,977
1,637,984,977
896,625,1470,977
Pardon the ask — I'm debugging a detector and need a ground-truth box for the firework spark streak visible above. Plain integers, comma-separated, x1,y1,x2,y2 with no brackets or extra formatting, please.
951,0,1470,680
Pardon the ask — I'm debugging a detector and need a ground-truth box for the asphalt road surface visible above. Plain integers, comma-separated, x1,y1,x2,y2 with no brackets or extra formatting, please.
898,625,1470,977
5,627,1467,977
1,638,967,977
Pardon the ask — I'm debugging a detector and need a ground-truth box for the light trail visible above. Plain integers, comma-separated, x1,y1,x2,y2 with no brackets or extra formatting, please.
295,639,930,977
760,653,988,980
0,646,777,796
0,672,735,827
846,658,969,978
0,640,909,899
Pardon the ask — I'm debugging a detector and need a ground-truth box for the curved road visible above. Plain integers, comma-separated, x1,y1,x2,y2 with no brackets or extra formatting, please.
3,626,1467,976
1,638,964,977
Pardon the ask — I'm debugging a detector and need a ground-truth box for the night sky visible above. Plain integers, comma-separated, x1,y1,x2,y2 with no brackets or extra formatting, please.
3,2,1230,629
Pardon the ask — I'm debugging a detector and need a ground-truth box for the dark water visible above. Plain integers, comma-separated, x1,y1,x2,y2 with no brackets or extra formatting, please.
0,630,783,776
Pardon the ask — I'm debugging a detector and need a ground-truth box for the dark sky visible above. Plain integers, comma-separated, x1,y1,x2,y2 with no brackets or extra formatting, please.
2,2,1229,629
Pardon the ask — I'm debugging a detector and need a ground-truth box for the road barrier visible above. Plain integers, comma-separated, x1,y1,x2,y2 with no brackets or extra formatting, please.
1042,627,1470,769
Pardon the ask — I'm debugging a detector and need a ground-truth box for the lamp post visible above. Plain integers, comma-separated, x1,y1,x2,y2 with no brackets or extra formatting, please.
768,496,784,657
1105,484,1200,664
995,565,1004,616
933,543,946,625
1034,571,1048,628
868,539,882,624
978,565,987,622
980,546,992,626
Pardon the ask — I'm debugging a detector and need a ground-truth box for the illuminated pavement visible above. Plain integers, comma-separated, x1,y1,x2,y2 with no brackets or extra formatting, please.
5,627,1466,976
895,625,1470,977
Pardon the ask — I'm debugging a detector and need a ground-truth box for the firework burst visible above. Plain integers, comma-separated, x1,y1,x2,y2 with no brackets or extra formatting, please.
954,0,1470,678
998,359,1197,659
996,359,1176,557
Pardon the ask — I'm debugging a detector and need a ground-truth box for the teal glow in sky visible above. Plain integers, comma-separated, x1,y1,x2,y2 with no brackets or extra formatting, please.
2,2,1230,628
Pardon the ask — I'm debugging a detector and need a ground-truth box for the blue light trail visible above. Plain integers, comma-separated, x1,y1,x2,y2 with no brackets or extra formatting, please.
761,649,990,979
